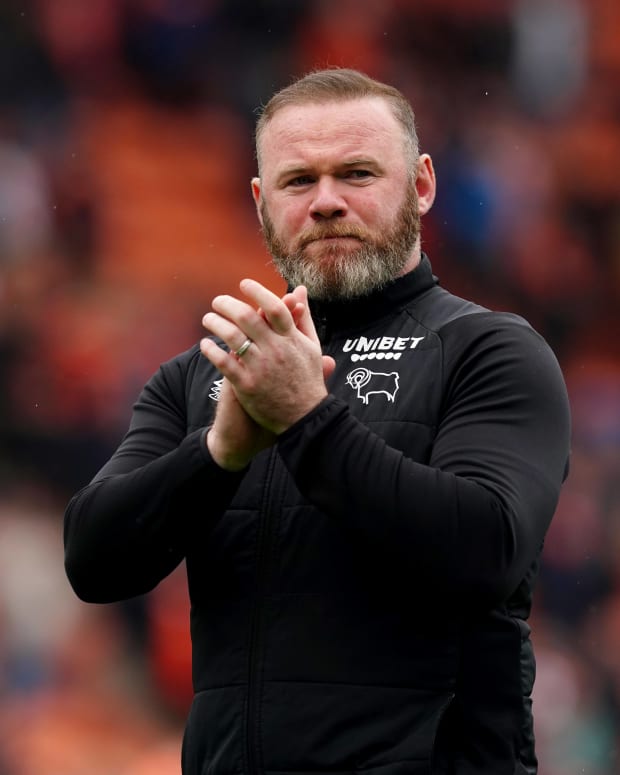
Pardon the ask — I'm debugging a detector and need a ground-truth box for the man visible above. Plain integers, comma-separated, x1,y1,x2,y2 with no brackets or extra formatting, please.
64,69,571,774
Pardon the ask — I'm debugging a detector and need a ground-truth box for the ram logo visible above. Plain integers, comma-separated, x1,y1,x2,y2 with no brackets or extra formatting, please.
346,367,400,405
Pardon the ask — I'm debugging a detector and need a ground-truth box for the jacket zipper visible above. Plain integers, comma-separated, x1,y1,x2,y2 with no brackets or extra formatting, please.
245,448,283,775
245,313,330,774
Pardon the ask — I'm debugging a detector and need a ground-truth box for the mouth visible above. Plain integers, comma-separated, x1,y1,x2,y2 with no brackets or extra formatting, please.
305,234,362,245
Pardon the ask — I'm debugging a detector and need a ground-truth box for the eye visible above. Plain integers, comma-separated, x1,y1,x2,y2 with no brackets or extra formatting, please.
288,175,315,187
345,169,374,181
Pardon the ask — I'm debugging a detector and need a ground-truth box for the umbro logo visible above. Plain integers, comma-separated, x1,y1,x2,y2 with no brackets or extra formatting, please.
343,335,424,362
209,378,223,401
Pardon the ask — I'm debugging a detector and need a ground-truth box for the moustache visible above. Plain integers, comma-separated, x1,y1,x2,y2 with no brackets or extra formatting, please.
298,224,368,248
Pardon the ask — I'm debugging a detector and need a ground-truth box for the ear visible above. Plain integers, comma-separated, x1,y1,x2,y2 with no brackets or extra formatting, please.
415,154,436,216
251,177,263,225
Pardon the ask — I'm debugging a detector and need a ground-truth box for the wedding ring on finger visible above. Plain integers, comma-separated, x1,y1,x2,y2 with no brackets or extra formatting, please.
234,338,253,358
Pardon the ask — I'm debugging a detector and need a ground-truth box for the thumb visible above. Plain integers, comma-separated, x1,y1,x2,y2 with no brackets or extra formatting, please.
322,355,336,381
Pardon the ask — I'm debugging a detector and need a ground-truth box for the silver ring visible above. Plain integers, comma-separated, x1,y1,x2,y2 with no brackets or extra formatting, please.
234,338,253,357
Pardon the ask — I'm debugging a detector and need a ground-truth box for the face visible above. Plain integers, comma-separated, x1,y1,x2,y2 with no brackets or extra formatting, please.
252,97,435,300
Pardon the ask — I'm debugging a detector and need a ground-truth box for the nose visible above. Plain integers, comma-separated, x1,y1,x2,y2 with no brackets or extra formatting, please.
310,177,347,221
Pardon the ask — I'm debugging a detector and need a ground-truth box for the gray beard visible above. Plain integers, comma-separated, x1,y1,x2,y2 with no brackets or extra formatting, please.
260,184,421,301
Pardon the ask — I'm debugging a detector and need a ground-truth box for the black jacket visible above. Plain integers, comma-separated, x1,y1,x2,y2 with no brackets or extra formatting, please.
64,256,571,775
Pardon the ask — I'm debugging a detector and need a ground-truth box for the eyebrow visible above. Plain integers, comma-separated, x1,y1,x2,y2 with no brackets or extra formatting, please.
276,166,310,182
341,158,378,168
275,158,381,186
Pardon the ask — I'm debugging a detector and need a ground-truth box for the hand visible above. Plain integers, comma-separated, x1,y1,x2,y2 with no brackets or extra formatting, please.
201,280,335,435
206,377,275,471
280,285,336,380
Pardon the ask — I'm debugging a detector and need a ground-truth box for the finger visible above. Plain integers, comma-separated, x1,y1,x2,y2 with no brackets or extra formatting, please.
202,311,250,353
290,303,305,327
279,293,305,327
240,278,293,335
288,286,320,344
280,293,298,313
200,337,243,378
212,292,265,331
322,355,336,381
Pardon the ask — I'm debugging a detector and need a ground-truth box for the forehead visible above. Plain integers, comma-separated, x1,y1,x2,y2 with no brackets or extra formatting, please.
258,97,407,170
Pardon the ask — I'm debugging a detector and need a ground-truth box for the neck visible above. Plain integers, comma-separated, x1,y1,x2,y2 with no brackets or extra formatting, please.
398,239,422,278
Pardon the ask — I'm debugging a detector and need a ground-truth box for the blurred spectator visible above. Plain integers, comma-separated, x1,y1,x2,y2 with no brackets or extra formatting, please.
511,0,587,117
0,139,52,261
532,615,618,775
0,0,619,772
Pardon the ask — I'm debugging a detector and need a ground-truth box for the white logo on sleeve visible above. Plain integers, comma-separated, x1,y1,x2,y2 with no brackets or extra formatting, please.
209,378,223,402
346,368,400,404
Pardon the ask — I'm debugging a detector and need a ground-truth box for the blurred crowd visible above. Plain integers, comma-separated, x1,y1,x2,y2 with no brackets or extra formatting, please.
0,0,619,773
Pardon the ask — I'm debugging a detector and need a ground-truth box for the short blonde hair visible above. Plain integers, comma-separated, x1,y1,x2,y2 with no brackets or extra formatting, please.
255,68,419,172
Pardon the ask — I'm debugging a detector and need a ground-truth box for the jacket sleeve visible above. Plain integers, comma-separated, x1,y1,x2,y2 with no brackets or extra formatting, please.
276,314,571,607
64,349,243,603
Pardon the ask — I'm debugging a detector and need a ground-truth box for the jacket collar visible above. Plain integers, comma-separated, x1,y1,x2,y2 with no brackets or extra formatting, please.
307,254,438,337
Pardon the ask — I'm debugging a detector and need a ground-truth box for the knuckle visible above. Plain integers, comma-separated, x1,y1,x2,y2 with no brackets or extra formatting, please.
267,303,291,331
237,307,257,328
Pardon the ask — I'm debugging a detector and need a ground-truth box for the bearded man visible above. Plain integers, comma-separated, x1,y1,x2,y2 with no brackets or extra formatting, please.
64,69,570,775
